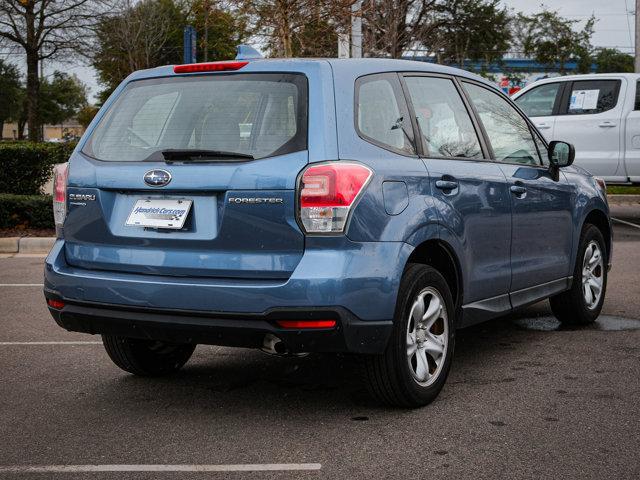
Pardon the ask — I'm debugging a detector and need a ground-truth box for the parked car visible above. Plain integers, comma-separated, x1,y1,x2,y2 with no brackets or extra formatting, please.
513,73,640,185
45,55,612,407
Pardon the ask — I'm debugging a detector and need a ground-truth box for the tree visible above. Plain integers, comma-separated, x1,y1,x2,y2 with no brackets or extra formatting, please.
291,17,338,57
191,0,248,62
243,0,351,58
77,105,99,128
513,9,595,75
434,0,511,70
0,59,22,137
92,0,185,102
0,0,110,141
39,71,88,126
595,48,634,73
362,0,443,59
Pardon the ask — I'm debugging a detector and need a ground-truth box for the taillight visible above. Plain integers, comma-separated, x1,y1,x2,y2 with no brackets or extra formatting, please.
173,61,248,73
298,162,372,234
52,163,68,230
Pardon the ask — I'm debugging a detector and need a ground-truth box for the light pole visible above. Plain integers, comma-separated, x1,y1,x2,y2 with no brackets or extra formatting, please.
351,1,362,58
203,0,209,62
636,0,640,71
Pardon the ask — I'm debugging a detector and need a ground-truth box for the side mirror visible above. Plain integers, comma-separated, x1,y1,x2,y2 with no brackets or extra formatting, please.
548,141,575,168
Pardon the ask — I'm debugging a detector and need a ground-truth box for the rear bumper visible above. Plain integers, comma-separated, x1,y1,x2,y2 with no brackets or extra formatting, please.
44,238,412,354
44,299,391,354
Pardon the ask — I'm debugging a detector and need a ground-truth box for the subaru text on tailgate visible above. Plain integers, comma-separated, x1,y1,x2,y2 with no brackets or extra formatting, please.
45,52,612,407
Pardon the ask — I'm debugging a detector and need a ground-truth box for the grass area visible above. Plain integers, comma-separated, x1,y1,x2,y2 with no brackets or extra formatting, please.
607,186,640,195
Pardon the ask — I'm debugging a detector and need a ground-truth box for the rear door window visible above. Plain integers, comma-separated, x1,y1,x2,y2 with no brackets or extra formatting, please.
514,82,562,117
355,74,416,155
404,76,482,159
83,73,307,162
562,80,621,115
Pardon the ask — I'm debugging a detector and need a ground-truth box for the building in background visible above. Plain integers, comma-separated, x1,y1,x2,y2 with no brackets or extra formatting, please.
406,55,597,95
1,119,84,142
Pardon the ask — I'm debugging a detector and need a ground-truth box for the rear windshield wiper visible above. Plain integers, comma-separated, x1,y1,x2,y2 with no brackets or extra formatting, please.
159,149,254,162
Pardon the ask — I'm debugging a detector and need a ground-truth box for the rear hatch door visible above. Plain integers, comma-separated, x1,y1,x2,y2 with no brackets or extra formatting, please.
64,71,308,279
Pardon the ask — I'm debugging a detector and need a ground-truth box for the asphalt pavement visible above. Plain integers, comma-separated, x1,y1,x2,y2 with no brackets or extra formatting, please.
0,217,639,479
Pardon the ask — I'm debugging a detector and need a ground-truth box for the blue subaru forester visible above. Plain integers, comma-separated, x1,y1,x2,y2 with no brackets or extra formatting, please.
45,53,612,407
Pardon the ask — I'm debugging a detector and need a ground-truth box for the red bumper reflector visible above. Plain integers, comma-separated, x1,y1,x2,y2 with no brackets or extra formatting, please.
276,320,337,329
47,299,65,310
173,61,248,73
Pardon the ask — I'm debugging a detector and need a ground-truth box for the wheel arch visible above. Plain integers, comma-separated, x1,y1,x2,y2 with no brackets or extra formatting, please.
582,208,612,264
406,239,463,311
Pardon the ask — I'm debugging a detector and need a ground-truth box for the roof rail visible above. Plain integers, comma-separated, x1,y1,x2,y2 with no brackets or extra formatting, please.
235,45,263,61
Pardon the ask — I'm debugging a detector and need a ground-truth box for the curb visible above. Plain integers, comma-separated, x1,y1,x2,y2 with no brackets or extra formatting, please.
0,237,55,254
607,194,640,205
0,237,20,254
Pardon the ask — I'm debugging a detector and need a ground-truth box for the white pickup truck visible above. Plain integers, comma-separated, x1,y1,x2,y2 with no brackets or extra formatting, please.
512,73,640,184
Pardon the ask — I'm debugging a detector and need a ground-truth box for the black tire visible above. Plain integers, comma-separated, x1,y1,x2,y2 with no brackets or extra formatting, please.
550,224,607,325
102,335,196,376
363,263,455,408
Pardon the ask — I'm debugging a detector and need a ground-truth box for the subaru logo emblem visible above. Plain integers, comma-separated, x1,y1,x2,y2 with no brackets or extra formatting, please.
144,169,172,187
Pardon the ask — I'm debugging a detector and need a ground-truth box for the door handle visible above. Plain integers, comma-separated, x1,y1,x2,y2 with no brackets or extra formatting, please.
435,180,459,190
510,185,527,197
535,123,551,130
598,121,616,128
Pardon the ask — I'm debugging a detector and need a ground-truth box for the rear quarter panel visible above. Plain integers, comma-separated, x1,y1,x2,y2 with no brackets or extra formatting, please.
328,62,441,246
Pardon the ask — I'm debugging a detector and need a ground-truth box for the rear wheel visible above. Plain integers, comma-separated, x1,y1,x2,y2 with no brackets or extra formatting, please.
363,263,455,408
102,335,196,376
550,224,607,325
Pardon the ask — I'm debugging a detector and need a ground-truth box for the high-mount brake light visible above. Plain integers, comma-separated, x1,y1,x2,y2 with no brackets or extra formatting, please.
173,61,248,73
52,163,69,230
298,162,372,234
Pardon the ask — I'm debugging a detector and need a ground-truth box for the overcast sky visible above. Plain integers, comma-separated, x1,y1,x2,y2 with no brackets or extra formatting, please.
1,0,635,101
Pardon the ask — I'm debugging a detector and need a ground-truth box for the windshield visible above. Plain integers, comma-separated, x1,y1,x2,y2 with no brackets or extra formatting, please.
82,73,308,162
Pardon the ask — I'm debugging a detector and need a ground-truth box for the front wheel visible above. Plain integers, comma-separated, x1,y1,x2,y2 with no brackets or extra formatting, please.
102,335,196,376
363,264,455,408
550,224,607,325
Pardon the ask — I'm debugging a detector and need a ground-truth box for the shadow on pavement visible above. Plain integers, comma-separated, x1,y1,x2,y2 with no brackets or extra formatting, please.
81,301,639,414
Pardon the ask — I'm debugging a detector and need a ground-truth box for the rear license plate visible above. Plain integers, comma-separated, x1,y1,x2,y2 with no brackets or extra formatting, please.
125,199,192,229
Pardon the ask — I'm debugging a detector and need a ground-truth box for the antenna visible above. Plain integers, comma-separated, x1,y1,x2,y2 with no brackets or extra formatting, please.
235,45,263,61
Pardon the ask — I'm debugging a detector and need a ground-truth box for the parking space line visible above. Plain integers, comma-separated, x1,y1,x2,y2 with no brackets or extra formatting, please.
0,284,44,287
612,217,640,230
0,341,102,346
0,463,322,473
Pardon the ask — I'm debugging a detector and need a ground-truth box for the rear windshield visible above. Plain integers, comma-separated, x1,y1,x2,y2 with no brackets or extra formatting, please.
82,73,308,162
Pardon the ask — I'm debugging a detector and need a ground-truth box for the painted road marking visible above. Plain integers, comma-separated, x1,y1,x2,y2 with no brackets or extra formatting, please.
0,341,102,346
0,464,322,473
612,217,640,230
0,284,44,287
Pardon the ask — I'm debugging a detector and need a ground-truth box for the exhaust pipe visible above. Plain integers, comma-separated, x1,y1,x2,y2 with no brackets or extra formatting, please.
261,334,289,355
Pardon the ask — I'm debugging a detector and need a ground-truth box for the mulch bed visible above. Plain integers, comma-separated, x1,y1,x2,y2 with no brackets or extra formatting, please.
0,228,55,238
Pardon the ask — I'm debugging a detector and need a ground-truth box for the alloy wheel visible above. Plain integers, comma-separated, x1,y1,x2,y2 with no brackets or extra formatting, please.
582,240,604,310
406,287,449,386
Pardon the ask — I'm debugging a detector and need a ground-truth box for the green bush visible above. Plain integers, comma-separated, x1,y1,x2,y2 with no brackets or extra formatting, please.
0,142,76,195
0,193,54,229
